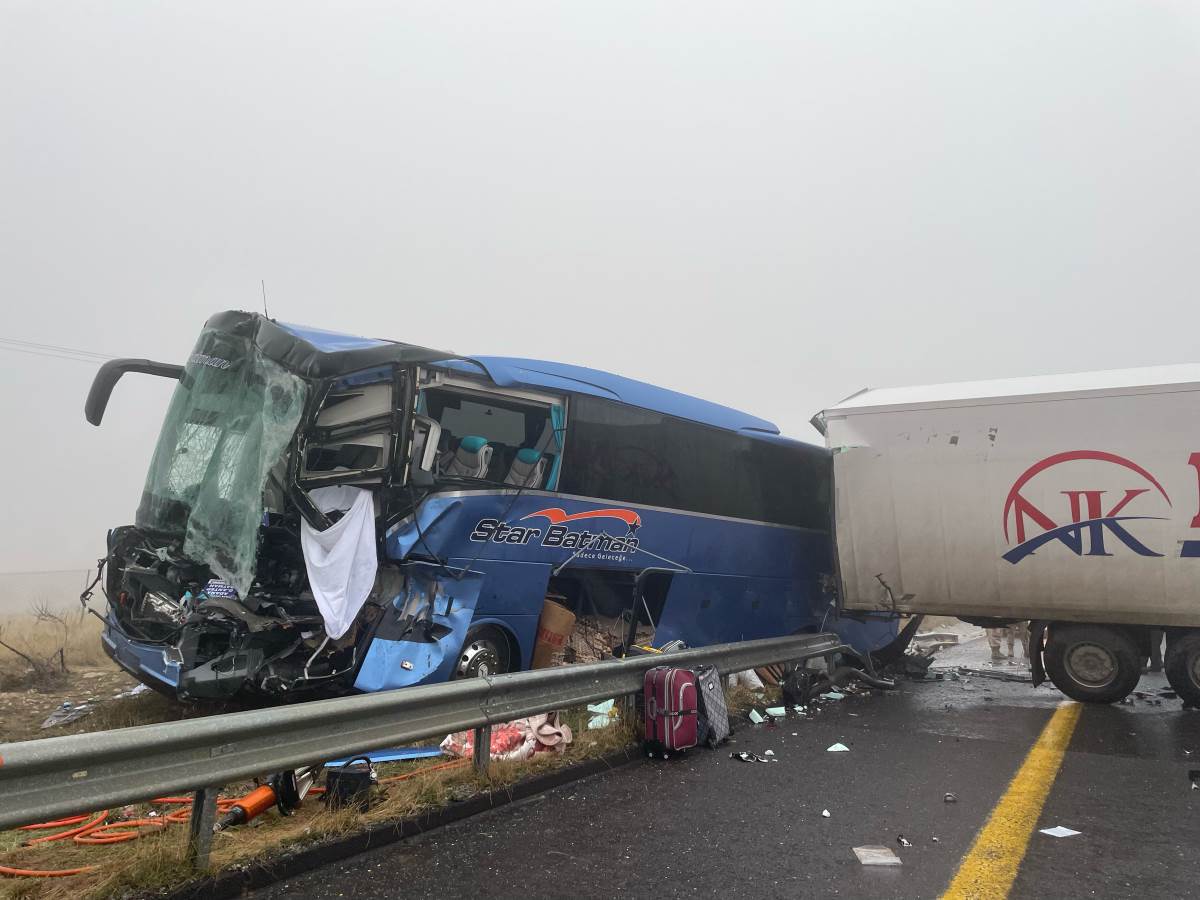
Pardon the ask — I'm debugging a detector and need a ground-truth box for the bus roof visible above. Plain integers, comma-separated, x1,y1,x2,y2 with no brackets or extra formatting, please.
277,318,780,437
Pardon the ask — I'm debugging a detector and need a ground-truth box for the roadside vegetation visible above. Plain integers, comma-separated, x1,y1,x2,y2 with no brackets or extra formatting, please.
1,602,778,899
0,704,639,900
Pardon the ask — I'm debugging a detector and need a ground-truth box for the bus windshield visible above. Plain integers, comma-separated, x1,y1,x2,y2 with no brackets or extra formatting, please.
136,326,308,594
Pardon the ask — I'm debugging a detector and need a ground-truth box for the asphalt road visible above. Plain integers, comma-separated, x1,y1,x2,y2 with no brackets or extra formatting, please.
257,638,1199,899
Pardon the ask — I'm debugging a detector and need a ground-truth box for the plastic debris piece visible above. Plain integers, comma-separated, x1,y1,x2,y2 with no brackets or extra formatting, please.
729,751,773,764
765,706,787,717
1039,826,1080,838
327,747,443,766
853,845,902,866
943,792,958,803
821,809,831,818
41,701,93,729
763,749,775,756
897,835,912,847
587,699,618,729
826,743,850,752
932,837,940,843
113,684,151,700
820,692,846,701
748,709,765,724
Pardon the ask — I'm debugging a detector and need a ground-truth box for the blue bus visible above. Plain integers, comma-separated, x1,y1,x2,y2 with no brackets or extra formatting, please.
85,311,892,700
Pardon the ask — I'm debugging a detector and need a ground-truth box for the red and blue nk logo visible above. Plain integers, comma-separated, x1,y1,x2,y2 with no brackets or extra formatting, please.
1001,450,1172,564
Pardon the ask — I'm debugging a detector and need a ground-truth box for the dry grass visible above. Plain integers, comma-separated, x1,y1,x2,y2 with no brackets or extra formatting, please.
0,705,639,900
0,610,110,691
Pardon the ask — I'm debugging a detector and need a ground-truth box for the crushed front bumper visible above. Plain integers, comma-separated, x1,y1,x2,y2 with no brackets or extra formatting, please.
101,614,181,692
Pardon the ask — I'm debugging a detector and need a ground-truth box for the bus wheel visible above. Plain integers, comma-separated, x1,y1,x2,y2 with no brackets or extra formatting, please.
1164,631,1200,707
455,626,511,679
1043,623,1141,704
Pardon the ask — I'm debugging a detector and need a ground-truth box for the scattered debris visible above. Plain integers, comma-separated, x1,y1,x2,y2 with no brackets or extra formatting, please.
820,691,846,701
897,835,912,847
1188,769,1200,790
587,699,618,729
326,747,443,766
853,845,903,866
932,837,940,843
728,669,766,691
748,709,765,725
1039,826,1081,838
113,683,151,700
442,713,572,762
821,809,831,818
944,792,958,803
763,749,775,757
827,743,850,752
765,706,787,718
40,701,93,729
954,666,1032,684
730,751,775,764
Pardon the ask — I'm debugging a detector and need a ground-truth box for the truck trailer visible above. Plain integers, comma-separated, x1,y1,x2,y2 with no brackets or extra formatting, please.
814,364,1200,705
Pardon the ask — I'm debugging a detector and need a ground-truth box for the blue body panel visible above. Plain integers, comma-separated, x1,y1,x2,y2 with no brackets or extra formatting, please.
101,616,180,689
375,488,846,683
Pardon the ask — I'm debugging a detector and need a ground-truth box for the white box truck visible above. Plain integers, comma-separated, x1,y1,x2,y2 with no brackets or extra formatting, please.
814,364,1200,705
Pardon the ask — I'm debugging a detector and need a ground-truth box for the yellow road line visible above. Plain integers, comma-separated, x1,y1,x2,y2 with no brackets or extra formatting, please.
941,701,1083,900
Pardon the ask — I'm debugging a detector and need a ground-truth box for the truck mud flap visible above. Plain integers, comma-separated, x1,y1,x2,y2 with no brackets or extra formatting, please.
1028,620,1048,687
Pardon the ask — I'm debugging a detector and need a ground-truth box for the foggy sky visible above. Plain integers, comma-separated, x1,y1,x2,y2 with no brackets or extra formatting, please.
2,1,1198,573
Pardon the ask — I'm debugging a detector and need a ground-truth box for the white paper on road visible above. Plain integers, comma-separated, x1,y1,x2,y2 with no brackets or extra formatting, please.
1039,826,1081,838
827,742,850,752
853,845,902,866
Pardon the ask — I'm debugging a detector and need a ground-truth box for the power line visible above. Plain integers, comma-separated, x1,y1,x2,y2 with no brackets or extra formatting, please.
0,336,116,366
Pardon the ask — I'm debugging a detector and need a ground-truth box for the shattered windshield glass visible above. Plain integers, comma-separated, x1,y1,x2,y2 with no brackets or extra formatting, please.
137,326,308,594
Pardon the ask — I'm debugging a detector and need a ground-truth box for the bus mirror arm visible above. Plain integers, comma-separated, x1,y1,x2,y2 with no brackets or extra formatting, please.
85,358,184,426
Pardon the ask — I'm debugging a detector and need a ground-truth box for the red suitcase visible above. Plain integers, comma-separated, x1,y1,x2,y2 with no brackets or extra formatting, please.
644,666,698,756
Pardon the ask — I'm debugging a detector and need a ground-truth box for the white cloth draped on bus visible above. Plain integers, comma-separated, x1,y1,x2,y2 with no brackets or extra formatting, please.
300,485,378,640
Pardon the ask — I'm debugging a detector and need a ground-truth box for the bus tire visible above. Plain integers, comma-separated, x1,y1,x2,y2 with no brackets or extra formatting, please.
1043,623,1142,704
454,626,512,679
1164,631,1200,708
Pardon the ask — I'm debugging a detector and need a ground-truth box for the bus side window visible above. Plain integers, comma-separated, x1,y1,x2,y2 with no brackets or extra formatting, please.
422,387,560,487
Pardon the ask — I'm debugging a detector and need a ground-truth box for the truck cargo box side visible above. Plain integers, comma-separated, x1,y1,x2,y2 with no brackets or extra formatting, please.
816,365,1200,628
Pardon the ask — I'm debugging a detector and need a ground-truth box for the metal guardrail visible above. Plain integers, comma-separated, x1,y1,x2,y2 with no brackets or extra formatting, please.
0,632,845,864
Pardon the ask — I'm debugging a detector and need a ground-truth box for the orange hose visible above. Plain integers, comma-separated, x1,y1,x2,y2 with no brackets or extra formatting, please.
2,756,468,878
23,811,109,846
0,864,98,878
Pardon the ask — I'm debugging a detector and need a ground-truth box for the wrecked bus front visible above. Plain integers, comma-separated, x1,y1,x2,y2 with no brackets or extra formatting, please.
91,310,872,702
93,311,452,698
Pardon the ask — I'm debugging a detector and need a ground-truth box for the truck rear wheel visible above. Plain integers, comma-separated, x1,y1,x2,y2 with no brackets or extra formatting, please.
1164,631,1200,707
1043,623,1142,704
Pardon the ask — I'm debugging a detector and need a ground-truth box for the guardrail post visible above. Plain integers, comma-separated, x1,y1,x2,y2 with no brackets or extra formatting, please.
186,786,219,870
473,724,491,774
621,692,637,728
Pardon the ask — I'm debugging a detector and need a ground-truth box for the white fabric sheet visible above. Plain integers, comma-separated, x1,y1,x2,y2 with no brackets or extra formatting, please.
300,485,378,640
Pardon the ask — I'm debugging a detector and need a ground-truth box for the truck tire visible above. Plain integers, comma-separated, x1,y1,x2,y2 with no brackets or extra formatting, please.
1164,631,1200,707
1043,624,1142,704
